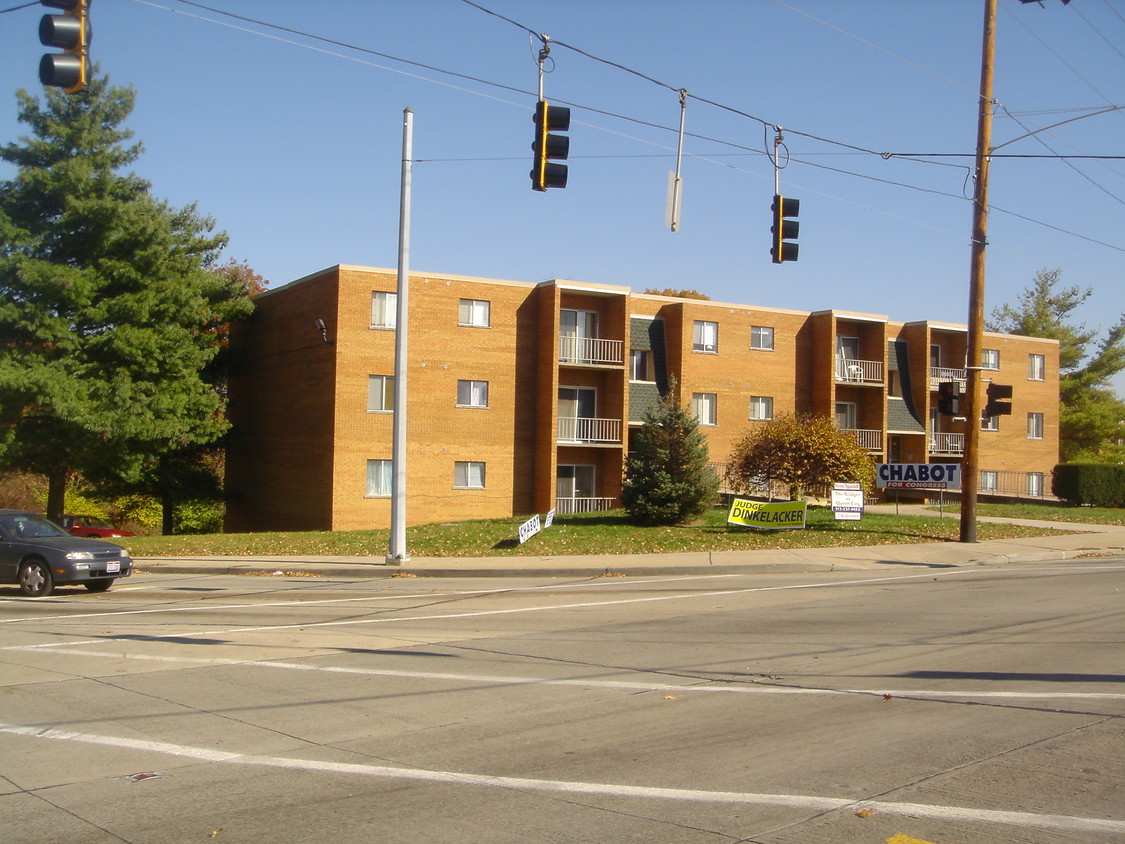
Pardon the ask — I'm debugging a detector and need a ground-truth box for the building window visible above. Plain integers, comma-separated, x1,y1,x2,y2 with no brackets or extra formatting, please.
982,348,999,370
693,393,717,426
693,320,718,353
457,379,489,408
750,325,774,350
1028,473,1044,497
982,414,999,432
1028,353,1044,381
980,470,998,492
458,298,490,327
1027,412,1044,440
454,461,486,489
370,291,397,329
365,459,392,497
367,375,394,412
749,396,773,421
835,402,857,430
630,350,651,382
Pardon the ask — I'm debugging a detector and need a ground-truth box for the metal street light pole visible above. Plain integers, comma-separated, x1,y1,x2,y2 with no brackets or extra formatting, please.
960,0,997,543
387,107,412,564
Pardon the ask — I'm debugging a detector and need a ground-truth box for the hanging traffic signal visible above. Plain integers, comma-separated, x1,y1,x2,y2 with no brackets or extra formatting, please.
984,382,1013,417
531,99,570,191
937,381,961,416
39,0,89,94
770,194,799,263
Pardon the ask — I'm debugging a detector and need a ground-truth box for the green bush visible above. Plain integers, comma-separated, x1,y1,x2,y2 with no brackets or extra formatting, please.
1052,463,1125,507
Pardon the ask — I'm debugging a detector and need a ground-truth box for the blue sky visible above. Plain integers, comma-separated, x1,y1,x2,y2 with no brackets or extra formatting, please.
3,0,1123,391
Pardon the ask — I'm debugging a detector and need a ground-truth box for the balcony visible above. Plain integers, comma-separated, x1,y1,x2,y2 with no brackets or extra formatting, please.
557,416,622,444
559,336,624,367
930,432,964,455
929,366,967,388
555,497,618,515
841,428,883,452
835,359,883,384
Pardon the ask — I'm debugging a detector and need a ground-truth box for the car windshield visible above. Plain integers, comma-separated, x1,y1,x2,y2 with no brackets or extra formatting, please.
0,514,69,539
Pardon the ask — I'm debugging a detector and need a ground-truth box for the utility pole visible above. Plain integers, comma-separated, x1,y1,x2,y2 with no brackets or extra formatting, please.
960,0,997,543
387,107,412,564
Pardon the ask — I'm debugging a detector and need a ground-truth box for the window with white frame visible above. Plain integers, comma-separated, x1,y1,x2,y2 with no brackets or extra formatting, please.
749,396,773,421
1028,353,1044,381
370,291,397,329
980,470,998,492
693,320,718,353
367,375,394,412
458,298,490,327
365,459,392,497
1027,472,1044,497
630,350,652,382
1027,412,1044,440
454,461,486,489
693,392,717,426
457,379,489,408
750,325,774,350
982,414,999,432
982,348,999,370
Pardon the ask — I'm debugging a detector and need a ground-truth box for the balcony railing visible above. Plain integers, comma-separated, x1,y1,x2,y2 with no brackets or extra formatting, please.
559,336,624,366
835,359,883,384
556,497,618,515
841,428,883,451
929,366,967,388
929,432,964,455
557,416,622,444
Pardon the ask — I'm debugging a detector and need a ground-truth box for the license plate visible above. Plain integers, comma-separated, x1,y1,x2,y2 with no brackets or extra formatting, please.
107,562,120,574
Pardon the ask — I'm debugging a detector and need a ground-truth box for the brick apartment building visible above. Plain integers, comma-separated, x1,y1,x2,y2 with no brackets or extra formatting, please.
224,265,1060,531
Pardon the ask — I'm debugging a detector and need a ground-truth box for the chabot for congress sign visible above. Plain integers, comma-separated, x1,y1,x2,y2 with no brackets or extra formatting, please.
876,463,961,489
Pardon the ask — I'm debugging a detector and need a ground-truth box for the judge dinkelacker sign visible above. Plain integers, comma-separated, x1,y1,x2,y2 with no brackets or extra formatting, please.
727,498,807,530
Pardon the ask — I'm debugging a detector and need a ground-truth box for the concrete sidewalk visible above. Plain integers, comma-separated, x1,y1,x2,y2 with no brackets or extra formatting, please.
133,510,1125,579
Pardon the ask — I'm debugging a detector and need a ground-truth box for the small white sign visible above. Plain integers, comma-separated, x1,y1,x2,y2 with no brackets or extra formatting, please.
518,514,541,544
831,484,865,521
544,509,555,529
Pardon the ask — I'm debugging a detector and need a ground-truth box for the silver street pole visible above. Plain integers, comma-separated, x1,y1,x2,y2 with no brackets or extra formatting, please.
387,107,412,564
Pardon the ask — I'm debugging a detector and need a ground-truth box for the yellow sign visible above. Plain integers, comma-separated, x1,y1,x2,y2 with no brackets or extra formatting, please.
727,498,807,529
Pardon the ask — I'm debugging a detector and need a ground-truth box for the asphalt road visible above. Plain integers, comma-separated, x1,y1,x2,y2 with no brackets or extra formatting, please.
2,560,1123,843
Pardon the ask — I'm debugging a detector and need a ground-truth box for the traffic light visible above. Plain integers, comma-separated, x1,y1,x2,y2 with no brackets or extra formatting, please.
984,382,1013,418
937,381,961,416
39,0,89,94
770,194,799,263
530,99,570,191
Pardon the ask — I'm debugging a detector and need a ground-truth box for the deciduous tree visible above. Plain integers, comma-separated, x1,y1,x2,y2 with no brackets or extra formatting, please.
987,268,1125,461
727,413,875,499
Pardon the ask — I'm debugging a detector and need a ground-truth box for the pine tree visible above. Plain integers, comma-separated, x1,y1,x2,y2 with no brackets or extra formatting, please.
622,384,719,525
0,73,253,520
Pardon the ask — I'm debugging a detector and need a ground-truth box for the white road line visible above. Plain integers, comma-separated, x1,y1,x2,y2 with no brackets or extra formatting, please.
9,648,1124,701
1,722,1121,836
5,569,980,650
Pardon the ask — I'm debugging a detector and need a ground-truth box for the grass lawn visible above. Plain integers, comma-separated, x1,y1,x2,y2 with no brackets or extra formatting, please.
125,503,1094,559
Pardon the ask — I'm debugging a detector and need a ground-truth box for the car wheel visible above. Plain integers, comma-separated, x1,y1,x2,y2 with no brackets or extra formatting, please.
18,559,54,598
84,580,114,593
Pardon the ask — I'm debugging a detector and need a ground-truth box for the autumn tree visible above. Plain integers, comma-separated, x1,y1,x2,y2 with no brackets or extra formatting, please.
727,413,875,500
0,73,254,522
987,268,1125,461
642,288,711,300
622,384,719,525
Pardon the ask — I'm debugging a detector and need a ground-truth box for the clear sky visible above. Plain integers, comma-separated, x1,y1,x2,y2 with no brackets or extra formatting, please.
3,0,1123,392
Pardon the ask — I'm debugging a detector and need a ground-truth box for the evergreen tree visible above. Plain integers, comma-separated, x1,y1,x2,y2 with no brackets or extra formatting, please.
622,383,719,525
0,73,253,521
987,268,1125,461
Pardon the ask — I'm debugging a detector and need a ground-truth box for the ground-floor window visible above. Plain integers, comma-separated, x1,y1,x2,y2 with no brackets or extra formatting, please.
980,470,998,492
557,464,595,501
454,461,486,489
366,459,392,497
1027,472,1044,497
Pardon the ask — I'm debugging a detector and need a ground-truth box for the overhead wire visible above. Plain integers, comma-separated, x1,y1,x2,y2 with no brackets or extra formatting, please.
123,0,1122,253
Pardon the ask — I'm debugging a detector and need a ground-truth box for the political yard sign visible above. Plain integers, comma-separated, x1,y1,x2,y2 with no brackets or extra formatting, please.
876,463,961,490
728,498,807,530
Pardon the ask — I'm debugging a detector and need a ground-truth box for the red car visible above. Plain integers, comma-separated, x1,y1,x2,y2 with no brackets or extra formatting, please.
60,515,136,539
